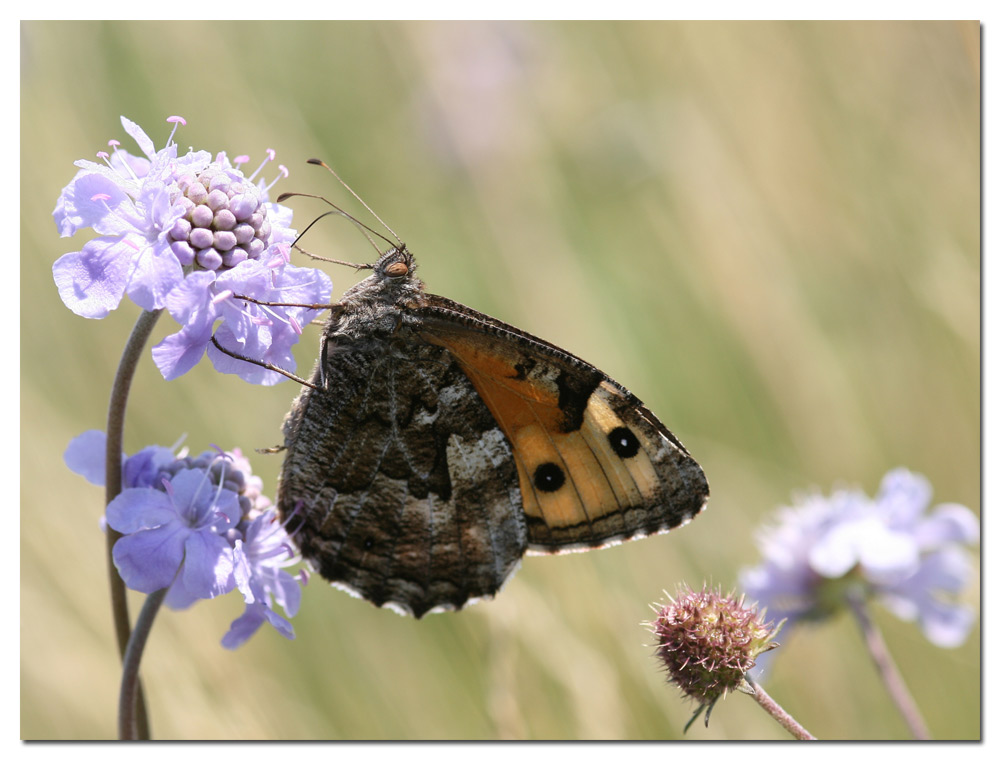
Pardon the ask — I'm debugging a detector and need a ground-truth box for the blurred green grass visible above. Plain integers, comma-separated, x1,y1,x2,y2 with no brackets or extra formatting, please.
21,21,979,739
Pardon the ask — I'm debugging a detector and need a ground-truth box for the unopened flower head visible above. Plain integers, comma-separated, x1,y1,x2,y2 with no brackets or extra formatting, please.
65,430,302,647
649,586,778,707
166,160,285,273
740,468,979,649
53,116,332,385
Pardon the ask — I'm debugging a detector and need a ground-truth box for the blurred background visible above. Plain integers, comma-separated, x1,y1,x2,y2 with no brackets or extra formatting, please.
21,21,979,739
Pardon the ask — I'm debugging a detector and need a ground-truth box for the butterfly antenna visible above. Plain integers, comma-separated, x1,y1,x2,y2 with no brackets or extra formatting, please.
277,191,389,259
307,158,403,247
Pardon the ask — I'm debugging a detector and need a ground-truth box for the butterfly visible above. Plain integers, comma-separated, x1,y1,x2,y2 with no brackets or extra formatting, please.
274,240,709,618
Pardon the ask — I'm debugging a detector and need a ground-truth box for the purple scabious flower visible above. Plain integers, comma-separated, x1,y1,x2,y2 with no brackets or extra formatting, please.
740,468,979,650
65,431,303,646
53,116,332,385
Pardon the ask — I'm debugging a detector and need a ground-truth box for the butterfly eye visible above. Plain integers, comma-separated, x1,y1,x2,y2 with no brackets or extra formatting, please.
384,261,408,278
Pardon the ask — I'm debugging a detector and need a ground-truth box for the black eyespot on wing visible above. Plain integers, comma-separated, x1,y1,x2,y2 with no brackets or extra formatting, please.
533,462,565,493
608,426,640,458
364,536,375,550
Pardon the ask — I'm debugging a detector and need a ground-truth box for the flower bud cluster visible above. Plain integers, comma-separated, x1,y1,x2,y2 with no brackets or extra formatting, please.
169,167,272,272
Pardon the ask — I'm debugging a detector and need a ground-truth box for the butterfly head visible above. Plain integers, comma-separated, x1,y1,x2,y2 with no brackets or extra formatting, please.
339,244,424,308
375,245,417,283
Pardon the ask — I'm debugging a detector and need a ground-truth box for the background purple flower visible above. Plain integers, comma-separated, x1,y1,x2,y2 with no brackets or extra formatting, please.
740,468,979,649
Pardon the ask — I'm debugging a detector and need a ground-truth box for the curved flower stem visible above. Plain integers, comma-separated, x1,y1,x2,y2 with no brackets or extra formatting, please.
106,308,161,740
118,588,167,740
744,675,816,740
848,593,931,740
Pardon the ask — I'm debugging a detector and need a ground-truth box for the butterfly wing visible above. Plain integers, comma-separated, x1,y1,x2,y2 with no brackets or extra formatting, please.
415,294,709,553
278,328,527,618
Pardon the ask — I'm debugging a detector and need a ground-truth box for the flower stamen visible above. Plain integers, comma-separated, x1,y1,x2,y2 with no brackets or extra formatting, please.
247,149,276,183
165,115,186,147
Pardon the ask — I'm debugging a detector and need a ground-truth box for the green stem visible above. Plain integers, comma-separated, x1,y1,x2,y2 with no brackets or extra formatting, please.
106,308,161,740
118,589,167,740
848,593,931,739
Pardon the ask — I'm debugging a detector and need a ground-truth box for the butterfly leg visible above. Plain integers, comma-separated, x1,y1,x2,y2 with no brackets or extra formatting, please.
210,336,320,389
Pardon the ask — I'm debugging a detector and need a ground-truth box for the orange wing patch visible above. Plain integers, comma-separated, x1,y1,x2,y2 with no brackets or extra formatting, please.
424,328,665,550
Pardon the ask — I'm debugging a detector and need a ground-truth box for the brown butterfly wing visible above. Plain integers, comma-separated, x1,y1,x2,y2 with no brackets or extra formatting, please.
278,328,527,618
414,294,709,553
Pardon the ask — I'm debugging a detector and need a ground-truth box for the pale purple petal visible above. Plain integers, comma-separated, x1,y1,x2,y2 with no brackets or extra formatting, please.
151,328,212,381
207,321,292,386
112,522,187,592
108,149,151,181
269,569,303,617
121,115,156,159
261,606,295,639
915,503,980,547
876,468,933,529
918,600,976,648
266,263,333,329
221,605,268,649
64,430,109,485
180,531,235,599
162,270,219,326
52,170,136,238
106,488,177,533
126,240,185,311
221,604,295,649
164,149,212,178
151,271,221,380
52,236,136,318
233,540,254,603
807,520,863,578
164,576,201,610
262,202,295,243
912,546,973,595
856,528,920,586
740,562,811,628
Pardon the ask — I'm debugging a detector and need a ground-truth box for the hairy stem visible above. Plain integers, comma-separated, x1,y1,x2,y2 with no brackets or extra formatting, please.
106,308,161,740
744,675,816,740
